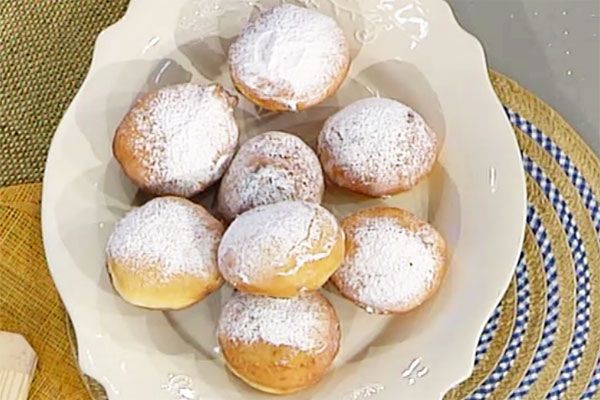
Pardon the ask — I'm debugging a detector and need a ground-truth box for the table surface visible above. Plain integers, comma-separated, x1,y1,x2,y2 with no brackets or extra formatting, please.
448,0,600,155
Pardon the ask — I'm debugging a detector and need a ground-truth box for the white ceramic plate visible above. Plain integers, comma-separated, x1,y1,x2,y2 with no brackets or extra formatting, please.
41,0,526,399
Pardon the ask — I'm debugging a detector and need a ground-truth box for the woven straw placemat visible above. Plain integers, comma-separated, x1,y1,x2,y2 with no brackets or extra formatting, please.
1,2,599,399
0,0,129,187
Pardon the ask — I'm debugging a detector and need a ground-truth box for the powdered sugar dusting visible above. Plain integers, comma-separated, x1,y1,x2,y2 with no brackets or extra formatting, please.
133,83,238,197
319,97,437,188
335,216,442,311
218,131,324,220
106,197,222,281
237,166,297,205
229,4,349,109
218,201,339,282
217,291,331,351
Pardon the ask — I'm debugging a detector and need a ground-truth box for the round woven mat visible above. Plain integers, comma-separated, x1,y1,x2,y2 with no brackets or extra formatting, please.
443,72,600,400
1,2,599,399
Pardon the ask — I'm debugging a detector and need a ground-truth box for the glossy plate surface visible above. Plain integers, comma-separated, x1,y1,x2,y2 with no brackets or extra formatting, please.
41,0,526,398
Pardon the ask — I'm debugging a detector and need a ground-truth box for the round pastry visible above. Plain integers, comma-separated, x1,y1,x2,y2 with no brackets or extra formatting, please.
218,200,344,297
228,4,350,112
217,131,324,222
318,97,438,197
113,83,239,197
105,197,224,310
217,291,340,394
331,207,447,314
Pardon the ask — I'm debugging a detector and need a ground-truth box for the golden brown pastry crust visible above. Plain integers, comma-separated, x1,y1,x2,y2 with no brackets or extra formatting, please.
217,131,325,222
229,59,350,112
228,5,350,112
112,83,238,197
317,98,438,197
331,207,447,314
318,140,438,197
218,201,345,298
107,260,223,310
106,197,224,310
218,292,340,394
229,233,345,298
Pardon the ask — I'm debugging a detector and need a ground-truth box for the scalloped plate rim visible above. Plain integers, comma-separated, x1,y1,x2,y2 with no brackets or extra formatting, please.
41,0,526,399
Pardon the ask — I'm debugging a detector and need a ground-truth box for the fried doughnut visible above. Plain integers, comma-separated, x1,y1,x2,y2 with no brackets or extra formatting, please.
113,83,239,197
218,200,344,298
217,131,324,222
318,97,438,197
105,197,224,310
331,207,447,314
217,291,340,394
228,4,350,111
